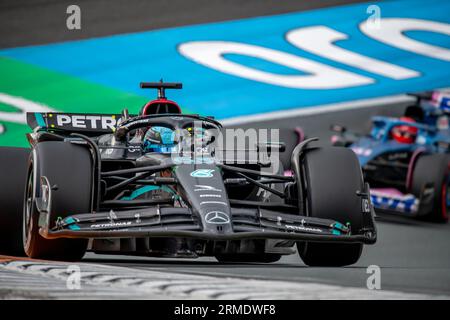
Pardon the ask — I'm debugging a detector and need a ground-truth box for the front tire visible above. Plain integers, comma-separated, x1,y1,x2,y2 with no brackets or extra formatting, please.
297,147,364,267
23,142,92,260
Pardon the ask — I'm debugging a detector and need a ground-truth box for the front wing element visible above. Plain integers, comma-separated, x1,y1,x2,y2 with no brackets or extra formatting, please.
40,206,377,244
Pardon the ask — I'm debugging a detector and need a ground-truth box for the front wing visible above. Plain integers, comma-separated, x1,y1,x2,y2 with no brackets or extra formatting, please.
40,206,377,244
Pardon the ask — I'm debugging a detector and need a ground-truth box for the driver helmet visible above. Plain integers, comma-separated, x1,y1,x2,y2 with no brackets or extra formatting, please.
391,117,418,144
142,126,175,153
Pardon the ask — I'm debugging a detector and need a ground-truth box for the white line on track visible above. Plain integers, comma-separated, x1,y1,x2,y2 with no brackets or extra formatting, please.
220,94,415,126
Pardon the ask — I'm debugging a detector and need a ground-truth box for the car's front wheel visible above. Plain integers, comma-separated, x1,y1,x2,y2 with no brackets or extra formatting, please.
297,147,365,267
23,142,92,260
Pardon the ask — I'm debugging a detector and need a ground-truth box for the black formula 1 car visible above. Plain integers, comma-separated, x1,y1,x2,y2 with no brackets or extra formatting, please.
0,82,376,266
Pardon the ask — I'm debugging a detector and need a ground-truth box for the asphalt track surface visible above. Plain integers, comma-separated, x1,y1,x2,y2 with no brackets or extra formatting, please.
0,0,363,49
0,0,449,298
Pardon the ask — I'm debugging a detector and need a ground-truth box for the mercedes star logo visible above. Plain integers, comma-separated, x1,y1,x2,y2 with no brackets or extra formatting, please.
205,211,230,224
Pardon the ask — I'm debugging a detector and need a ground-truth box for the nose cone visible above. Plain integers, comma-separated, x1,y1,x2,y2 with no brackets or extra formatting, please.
174,164,233,234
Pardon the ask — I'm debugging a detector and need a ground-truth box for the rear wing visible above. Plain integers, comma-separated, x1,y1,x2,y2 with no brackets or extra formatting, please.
27,112,129,134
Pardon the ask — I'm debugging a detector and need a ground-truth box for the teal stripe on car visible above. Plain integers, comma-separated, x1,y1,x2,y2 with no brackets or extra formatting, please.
121,185,175,201
34,112,46,128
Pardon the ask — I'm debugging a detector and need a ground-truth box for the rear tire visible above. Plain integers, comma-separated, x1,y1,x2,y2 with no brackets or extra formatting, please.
411,154,449,223
0,147,29,256
297,147,364,267
23,142,92,261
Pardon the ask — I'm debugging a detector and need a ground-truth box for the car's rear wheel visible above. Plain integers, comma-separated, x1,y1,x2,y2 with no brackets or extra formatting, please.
297,147,364,267
0,147,29,256
411,154,449,223
23,141,92,260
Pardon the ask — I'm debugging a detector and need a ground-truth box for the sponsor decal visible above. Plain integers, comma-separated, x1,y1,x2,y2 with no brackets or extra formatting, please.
52,114,118,130
300,218,306,227
91,221,132,228
127,146,140,153
362,198,371,213
109,210,118,222
134,213,141,224
173,157,215,165
89,209,134,228
190,169,215,178
285,224,323,233
205,211,230,224
194,185,222,192
387,152,408,161
276,216,282,226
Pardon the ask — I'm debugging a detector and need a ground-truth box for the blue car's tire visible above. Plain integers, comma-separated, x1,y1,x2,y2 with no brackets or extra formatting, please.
412,154,449,223
297,147,364,267
23,142,92,261
0,147,29,256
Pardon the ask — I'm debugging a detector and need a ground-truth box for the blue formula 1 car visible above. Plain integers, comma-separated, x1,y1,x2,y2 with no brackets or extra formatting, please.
331,90,450,223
